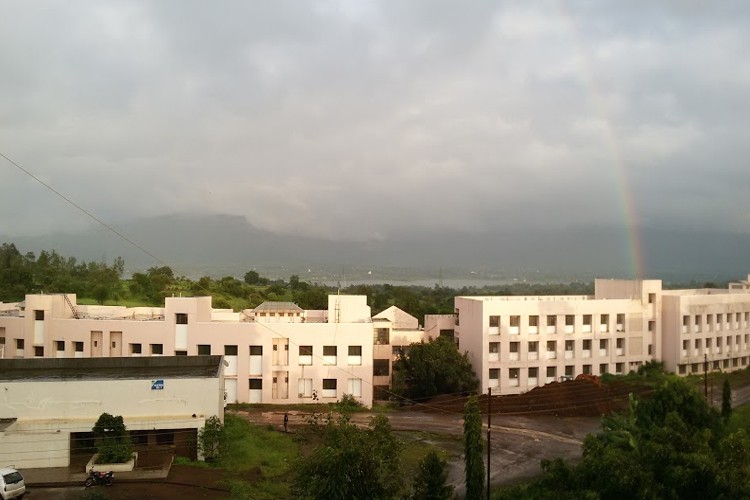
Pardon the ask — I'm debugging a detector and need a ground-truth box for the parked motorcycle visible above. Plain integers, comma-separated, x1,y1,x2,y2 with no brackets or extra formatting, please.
84,470,114,487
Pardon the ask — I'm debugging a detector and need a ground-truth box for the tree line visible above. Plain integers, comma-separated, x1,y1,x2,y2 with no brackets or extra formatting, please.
0,242,603,319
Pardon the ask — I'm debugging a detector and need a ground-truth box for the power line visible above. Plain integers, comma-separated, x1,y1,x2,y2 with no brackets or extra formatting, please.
0,151,170,270
0,150,656,416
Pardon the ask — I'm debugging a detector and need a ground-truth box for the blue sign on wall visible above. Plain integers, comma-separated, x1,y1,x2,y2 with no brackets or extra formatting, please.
151,379,164,390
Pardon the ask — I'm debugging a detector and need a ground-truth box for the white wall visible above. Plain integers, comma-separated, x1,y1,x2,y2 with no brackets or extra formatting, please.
0,375,223,468
0,294,376,407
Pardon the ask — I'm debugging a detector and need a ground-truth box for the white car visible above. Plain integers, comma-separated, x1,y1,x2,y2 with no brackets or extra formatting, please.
0,468,25,500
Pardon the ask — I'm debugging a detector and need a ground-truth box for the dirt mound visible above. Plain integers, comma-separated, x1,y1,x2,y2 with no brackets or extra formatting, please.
407,380,649,417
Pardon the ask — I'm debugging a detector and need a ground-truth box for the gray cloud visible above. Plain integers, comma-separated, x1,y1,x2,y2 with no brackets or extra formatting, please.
1,0,748,241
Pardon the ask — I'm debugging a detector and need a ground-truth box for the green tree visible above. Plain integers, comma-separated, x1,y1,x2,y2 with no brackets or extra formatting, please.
293,285,329,309
412,450,453,500
722,378,732,421
92,412,132,463
392,336,478,399
0,243,33,301
716,429,750,496
93,284,110,304
289,274,303,291
244,270,260,285
503,378,750,499
218,276,245,297
198,415,226,462
292,414,403,499
463,395,484,500
193,276,213,294
576,378,726,499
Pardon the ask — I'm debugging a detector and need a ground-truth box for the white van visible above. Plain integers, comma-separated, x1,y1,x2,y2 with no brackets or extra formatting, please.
0,468,25,500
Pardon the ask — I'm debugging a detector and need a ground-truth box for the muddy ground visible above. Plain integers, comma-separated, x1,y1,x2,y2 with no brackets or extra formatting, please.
240,406,602,496
28,380,640,499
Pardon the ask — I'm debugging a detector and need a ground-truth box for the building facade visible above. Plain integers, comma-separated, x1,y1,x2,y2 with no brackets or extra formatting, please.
456,278,750,395
5,276,749,404
661,285,750,376
0,356,225,469
371,306,426,399
0,294,375,406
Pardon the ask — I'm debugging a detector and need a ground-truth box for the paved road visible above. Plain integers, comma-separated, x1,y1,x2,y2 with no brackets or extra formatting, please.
733,385,750,406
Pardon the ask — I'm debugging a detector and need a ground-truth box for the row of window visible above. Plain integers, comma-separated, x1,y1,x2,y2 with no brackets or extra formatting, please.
12,339,84,351
679,356,750,374
9,339,85,357
681,334,750,356
6,340,370,364
489,313,628,334
246,377,364,398
136,343,368,365
489,338,631,358
488,362,636,386
682,312,750,333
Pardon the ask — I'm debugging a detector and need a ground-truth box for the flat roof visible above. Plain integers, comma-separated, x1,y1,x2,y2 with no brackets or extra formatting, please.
0,356,224,382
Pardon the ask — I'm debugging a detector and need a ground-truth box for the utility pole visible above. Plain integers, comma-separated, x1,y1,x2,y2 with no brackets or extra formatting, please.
704,354,709,401
487,387,491,500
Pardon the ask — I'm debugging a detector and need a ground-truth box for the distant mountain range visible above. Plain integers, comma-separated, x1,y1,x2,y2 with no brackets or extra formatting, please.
2,213,748,284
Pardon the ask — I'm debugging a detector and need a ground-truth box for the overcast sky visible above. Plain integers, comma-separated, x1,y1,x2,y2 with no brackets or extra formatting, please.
1,0,748,241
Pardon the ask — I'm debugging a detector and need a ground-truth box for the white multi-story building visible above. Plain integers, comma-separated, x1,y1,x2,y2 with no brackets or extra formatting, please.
661,281,750,376
455,279,662,395
6,276,749,402
455,278,750,395
0,293,375,406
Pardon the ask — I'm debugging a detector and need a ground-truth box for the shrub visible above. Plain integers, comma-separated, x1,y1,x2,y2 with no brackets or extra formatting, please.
198,415,227,461
92,412,133,464
335,393,364,413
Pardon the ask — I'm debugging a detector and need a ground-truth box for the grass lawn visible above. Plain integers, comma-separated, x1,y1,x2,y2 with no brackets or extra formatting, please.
219,415,299,499
726,403,750,434
177,413,460,499
397,430,458,479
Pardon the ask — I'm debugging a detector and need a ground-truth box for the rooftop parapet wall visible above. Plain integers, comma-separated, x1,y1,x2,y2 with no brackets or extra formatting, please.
456,295,592,302
664,288,750,297
594,279,662,300
328,295,371,323
0,355,224,381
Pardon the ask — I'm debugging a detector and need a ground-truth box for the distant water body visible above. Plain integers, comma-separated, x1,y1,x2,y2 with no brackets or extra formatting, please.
317,278,532,289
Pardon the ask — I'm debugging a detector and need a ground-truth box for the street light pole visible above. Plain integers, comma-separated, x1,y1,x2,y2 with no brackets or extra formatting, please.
487,387,491,500
704,354,709,401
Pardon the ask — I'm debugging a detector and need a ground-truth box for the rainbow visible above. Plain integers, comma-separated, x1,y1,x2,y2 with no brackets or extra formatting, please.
553,3,644,278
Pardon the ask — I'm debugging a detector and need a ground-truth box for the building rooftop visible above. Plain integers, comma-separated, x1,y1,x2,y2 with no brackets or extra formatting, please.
0,355,224,382
253,301,303,313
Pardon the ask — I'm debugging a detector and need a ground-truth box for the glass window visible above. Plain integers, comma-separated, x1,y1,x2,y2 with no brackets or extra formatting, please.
373,359,390,376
